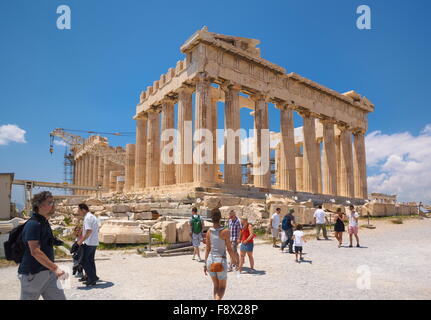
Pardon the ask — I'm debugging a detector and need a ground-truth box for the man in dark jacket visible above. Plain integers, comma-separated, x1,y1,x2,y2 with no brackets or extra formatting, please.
281,209,296,254
18,191,67,300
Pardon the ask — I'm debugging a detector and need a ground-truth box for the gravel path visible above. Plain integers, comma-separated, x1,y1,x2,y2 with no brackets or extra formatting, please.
1,218,430,300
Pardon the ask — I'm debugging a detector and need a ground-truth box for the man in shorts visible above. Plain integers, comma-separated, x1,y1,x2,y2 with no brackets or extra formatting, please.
189,207,204,262
269,208,281,248
347,205,360,248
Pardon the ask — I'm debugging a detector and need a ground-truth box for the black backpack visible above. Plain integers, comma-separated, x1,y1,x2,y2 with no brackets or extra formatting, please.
3,217,36,264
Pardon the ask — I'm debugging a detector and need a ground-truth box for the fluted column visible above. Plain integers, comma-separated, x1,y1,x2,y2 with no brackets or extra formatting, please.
339,125,355,198
316,138,322,194
92,155,98,193
211,92,219,182
97,156,104,189
251,94,271,189
146,109,160,187
321,119,337,195
75,158,81,194
103,159,113,191
301,112,319,194
335,134,342,196
116,172,125,193
354,129,367,199
125,144,136,192
109,170,121,192
278,103,296,191
222,83,242,186
160,98,176,186
176,86,194,184
134,116,148,190
84,153,90,194
193,73,214,185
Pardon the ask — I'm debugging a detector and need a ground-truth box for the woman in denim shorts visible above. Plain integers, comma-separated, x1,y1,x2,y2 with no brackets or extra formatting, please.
239,217,255,274
204,208,238,300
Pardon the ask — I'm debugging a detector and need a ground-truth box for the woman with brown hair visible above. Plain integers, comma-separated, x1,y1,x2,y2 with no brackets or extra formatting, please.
238,217,255,274
334,208,346,248
204,208,238,300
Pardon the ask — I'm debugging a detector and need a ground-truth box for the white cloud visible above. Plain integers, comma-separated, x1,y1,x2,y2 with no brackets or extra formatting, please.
54,140,67,147
366,124,431,203
0,124,27,145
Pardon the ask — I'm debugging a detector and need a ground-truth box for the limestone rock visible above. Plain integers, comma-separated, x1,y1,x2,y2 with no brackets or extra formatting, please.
99,220,149,244
176,220,191,242
161,221,177,243
85,198,103,206
131,204,152,212
112,204,130,213
90,206,105,212
131,212,153,220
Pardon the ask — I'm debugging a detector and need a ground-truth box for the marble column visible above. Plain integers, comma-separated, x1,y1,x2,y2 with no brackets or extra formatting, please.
354,130,367,199
134,116,148,190
116,172,125,193
84,154,90,194
335,134,342,196
146,109,160,187
92,155,98,193
278,103,296,191
160,98,176,186
252,94,271,189
97,156,104,189
75,158,81,194
125,144,136,192
211,92,219,182
222,83,242,186
301,112,319,194
339,125,355,198
109,170,121,192
193,73,214,185
176,86,194,184
103,159,113,191
316,138,322,194
295,152,304,191
321,119,337,195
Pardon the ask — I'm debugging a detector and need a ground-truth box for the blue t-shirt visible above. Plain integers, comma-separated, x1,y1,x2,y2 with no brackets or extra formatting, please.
18,213,55,275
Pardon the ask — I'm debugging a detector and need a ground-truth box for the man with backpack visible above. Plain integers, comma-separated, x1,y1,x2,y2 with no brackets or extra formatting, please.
281,208,296,254
189,207,204,262
14,191,67,300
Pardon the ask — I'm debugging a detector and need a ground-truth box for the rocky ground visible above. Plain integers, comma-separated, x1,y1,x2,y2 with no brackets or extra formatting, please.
1,217,430,300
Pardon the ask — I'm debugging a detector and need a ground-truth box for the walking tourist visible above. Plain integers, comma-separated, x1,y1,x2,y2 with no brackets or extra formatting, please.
204,208,238,300
333,208,346,248
189,207,204,262
269,208,281,248
77,203,100,286
314,205,329,240
347,205,361,247
292,224,307,263
281,208,295,253
227,210,241,271
18,191,67,300
239,217,255,273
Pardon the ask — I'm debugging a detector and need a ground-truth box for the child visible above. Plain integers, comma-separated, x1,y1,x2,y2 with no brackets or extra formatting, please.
292,224,307,263
70,224,84,277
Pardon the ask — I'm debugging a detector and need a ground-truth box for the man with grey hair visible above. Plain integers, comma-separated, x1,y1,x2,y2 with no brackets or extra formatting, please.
18,191,67,300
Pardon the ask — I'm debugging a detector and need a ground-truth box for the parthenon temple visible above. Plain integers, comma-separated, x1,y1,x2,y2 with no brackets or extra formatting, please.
72,28,374,204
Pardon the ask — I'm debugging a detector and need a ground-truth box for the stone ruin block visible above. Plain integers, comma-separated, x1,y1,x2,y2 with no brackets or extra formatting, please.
161,221,177,244
98,220,149,244
176,220,191,243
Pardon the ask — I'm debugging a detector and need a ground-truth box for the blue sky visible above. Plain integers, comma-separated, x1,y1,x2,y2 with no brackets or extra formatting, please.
1,0,430,204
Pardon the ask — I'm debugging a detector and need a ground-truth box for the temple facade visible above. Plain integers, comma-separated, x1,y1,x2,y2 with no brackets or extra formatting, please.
74,28,374,202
